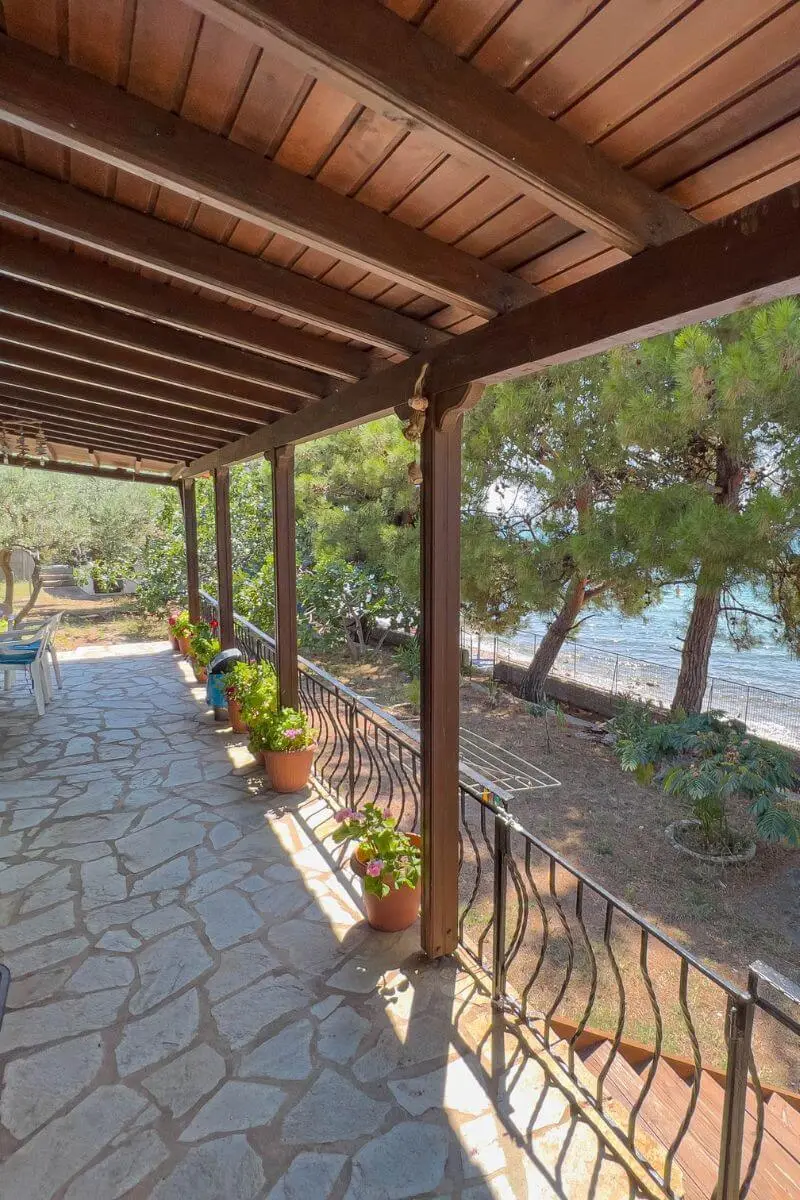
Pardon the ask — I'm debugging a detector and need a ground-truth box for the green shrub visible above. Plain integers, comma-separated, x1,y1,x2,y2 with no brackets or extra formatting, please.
248,706,317,754
393,638,420,679
188,621,220,669
224,659,277,724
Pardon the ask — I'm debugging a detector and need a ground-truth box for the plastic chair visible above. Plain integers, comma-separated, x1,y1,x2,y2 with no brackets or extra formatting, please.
0,621,54,715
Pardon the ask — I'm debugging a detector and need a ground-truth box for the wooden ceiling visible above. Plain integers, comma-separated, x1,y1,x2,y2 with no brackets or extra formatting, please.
0,0,799,481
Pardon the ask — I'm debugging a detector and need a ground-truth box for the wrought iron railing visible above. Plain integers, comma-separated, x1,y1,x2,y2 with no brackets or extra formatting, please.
197,591,800,1199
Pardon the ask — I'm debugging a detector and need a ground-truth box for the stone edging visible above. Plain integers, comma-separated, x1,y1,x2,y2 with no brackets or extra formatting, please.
665,818,756,865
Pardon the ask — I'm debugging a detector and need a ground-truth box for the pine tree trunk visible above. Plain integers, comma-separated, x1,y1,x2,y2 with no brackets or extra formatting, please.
671,587,721,714
671,446,743,715
522,576,587,704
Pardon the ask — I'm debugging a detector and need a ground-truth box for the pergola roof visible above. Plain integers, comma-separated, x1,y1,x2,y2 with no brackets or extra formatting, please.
1,0,799,482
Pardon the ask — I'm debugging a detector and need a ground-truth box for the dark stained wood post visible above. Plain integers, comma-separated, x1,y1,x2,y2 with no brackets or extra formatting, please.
181,477,201,624
213,465,235,649
419,383,483,959
270,445,299,709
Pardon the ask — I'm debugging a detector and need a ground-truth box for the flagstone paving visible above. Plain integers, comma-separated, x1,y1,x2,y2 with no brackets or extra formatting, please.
0,641,644,1198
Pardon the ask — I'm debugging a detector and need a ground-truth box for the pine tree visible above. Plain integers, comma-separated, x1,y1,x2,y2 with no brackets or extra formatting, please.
608,299,800,712
462,361,667,703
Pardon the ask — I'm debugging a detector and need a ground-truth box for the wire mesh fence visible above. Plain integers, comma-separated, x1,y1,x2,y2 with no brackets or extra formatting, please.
461,629,800,752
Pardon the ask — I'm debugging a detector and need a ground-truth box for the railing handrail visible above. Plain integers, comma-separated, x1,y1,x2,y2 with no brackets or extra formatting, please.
198,588,512,806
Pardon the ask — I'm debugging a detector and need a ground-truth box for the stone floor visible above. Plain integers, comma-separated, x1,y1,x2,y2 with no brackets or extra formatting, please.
0,642,646,1199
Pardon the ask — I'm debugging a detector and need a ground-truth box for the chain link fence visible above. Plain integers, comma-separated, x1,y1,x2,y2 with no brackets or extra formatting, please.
461,628,800,752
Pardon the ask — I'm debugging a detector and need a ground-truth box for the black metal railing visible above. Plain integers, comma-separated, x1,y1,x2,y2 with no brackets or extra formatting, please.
197,591,799,1199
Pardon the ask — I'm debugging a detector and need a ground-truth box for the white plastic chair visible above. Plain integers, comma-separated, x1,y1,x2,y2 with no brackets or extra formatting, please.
0,617,59,715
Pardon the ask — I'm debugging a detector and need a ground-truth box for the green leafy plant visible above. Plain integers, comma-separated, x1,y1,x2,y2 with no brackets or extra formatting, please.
393,637,420,679
171,610,192,637
248,706,317,754
74,558,129,593
188,620,221,669
332,802,422,899
610,700,724,783
224,659,278,723
663,733,800,851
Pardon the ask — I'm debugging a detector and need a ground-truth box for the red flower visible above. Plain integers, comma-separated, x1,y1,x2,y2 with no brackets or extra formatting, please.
210,618,219,632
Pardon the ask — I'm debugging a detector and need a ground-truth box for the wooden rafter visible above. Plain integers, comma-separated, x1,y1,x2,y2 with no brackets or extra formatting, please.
0,375,259,438
182,0,698,255
0,404,216,458
0,163,449,357
0,36,537,320
0,273,328,401
0,454,177,485
0,391,228,449
0,347,276,429
0,314,301,415
0,416,196,462
0,233,369,382
186,184,800,475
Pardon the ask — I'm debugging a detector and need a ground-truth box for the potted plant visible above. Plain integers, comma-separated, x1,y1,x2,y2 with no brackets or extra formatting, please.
166,607,182,652
188,620,221,684
332,803,422,932
248,706,317,793
172,610,193,656
224,659,278,733
663,729,799,864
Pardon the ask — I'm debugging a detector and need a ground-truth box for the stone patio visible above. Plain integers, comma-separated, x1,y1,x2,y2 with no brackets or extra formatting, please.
0,641,645,1199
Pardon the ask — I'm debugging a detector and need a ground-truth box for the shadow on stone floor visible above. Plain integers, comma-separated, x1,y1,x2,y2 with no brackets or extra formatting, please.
0,641,648,1199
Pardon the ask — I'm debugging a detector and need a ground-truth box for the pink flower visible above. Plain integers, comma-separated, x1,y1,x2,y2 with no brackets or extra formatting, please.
366,860,384,877
284,728,302,739
335,807,359,823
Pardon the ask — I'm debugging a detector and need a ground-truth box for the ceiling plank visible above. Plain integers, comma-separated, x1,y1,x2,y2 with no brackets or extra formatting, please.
0,455,177,485
0,160,449,356
0,389,227,449
0,34,537,319
0,372,259,438
185,183,800,475
182,0,698,255
0,271,328,401
0,344,274,429
0,231,369,382
0,312,301,415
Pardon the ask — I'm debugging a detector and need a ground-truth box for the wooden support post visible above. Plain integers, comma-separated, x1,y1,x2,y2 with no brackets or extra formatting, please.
213,466,235,649
419,383,483,959
270,445,299,709
181,477,201,624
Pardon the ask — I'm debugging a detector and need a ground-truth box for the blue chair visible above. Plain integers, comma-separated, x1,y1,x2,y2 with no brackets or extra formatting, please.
0,619,58,715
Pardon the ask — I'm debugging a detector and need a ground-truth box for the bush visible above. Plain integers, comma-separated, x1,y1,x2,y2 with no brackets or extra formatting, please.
610,700,800,851
224,659,277,724
393,638,420,679
248,706,317,754
188,621,220,669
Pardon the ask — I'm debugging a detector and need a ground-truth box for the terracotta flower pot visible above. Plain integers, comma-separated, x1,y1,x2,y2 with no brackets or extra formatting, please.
193,663,208,684
177,634,192,656
227,696,248,734
169,632,180,652
262,745,316,793
351,833,422,933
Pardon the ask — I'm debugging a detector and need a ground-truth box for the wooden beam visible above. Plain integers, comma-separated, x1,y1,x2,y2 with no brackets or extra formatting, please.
270,446,299,709
0,406,205,460
213,467,235,650
0,372,256,439
0,232,369,382
0,454,176,485
0,271,327,402
0,164,451,357
419,386,482,958
0,312,302,415
183,0,697,255
186,184,800,475
182,479,201,623
0,396,220,454
0,39,536,319
0,347,269,431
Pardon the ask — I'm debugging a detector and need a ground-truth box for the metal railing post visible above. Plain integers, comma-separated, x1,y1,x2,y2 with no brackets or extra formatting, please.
347,698,357,806
716,994,755,1200
492,809,510,1005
